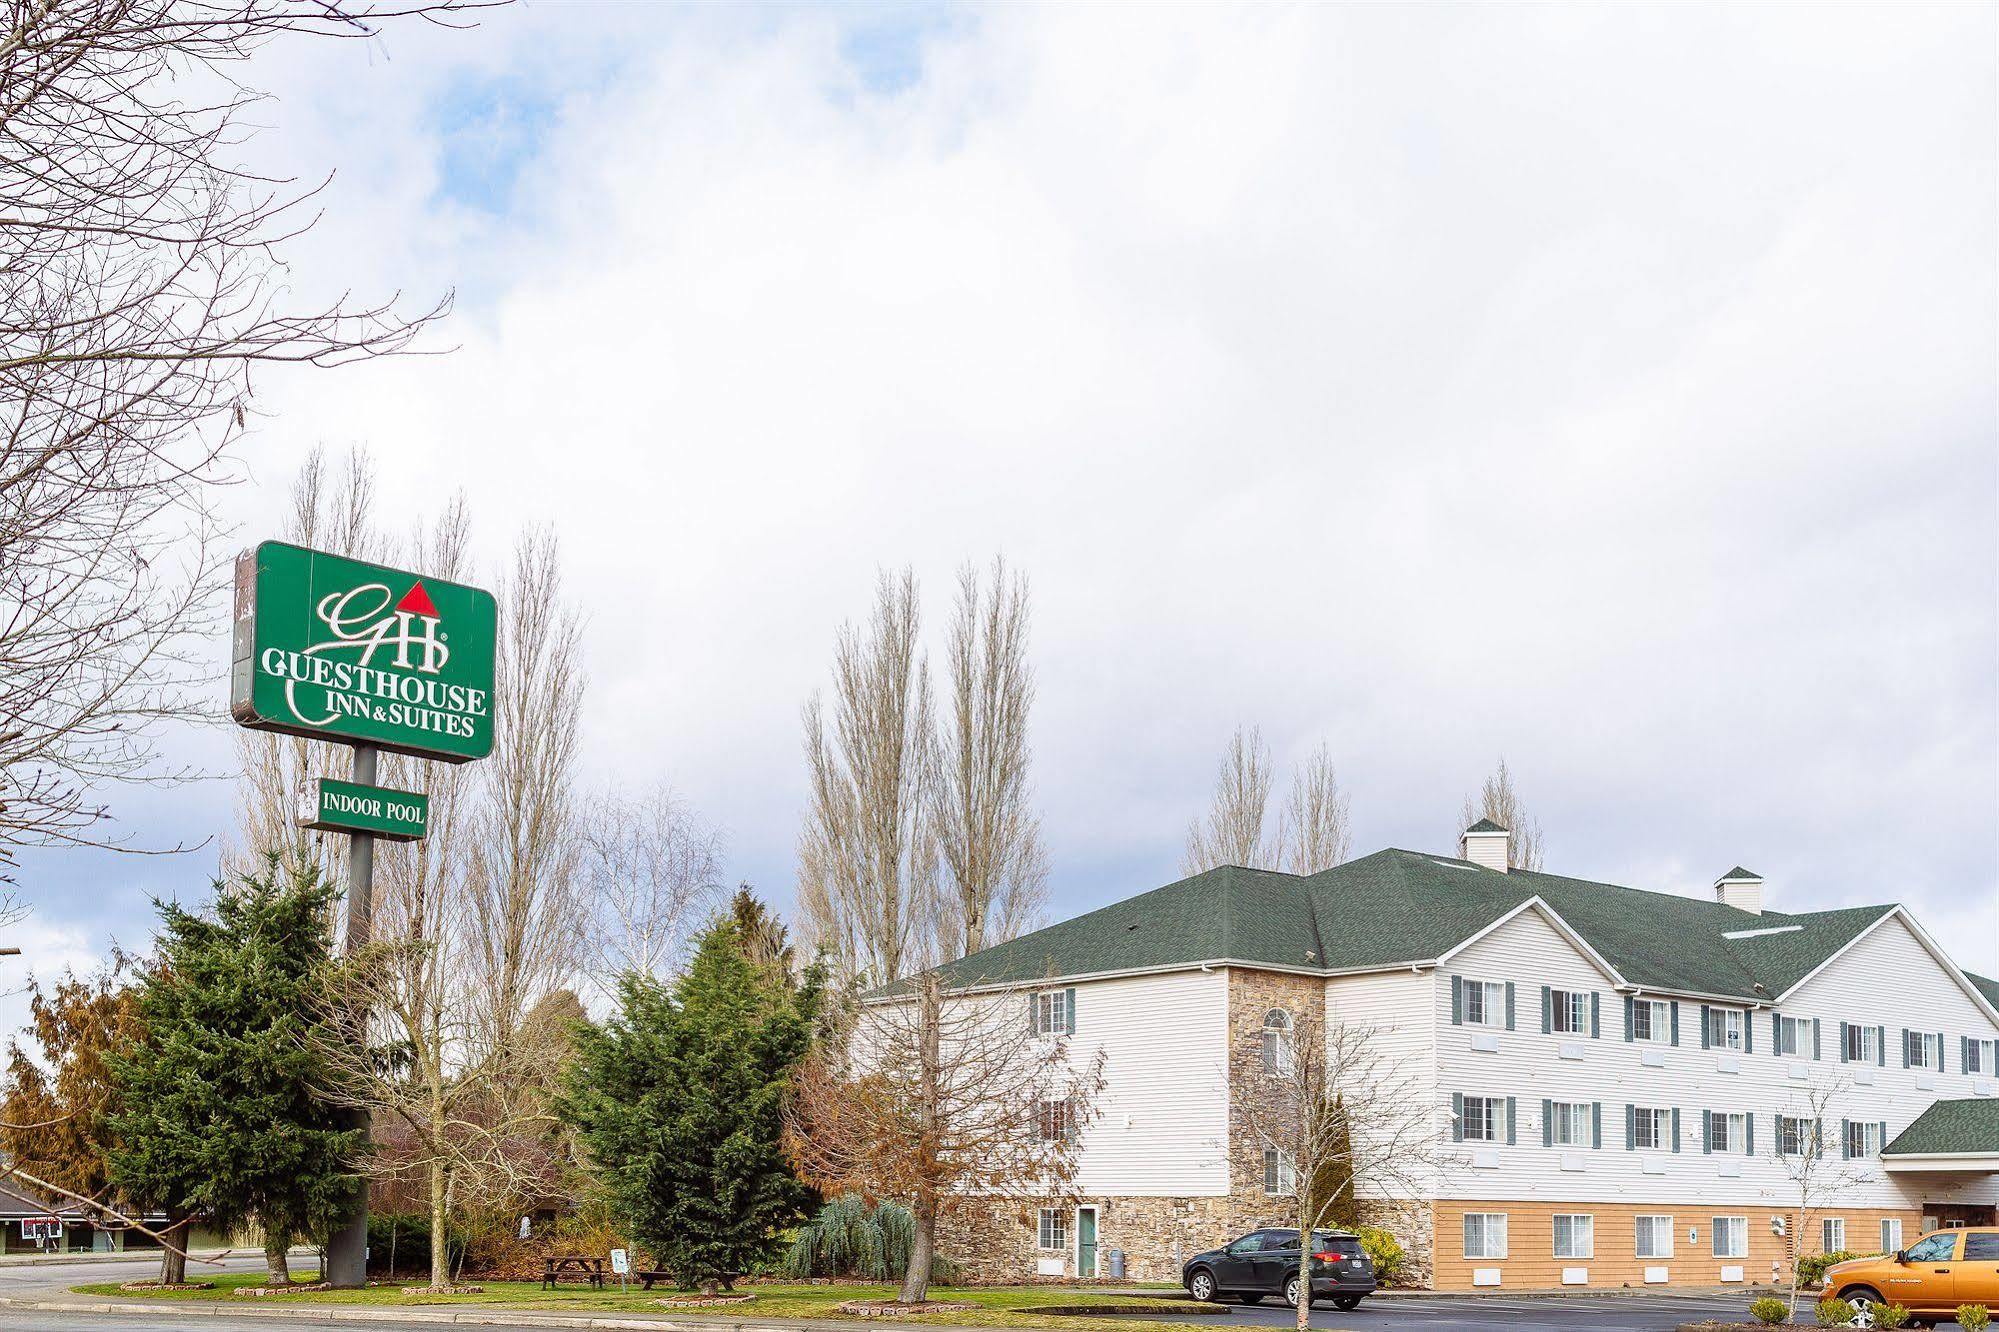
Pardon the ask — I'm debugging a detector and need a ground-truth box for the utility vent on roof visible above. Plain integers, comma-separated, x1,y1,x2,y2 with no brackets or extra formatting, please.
1721,924,1803,940
1431,859,1480,873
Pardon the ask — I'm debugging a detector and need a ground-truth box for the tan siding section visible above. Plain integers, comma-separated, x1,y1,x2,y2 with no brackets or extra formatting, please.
1430,1199,1924,1291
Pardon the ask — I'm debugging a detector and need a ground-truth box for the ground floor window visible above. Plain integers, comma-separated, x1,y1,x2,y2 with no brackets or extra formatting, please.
1263,1147,1297,1196
1822,1218,1846,1253
1635,1215,1674,1259
1881,1219,1903,1252
1462,1213,1507,1259
1037,1209,1068,1251
1551,1214,1592,1259
1712,1216,1748,1259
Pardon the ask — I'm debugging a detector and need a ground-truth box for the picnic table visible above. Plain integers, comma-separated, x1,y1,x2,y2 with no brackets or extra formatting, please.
541,1256,606,1290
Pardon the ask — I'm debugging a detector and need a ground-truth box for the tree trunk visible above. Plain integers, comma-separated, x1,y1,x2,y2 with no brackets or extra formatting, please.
264,1229,291,1285
899,1196,936,1305
158,1217,191,1285
429,1157,449,1291
1296,1180,1314,1331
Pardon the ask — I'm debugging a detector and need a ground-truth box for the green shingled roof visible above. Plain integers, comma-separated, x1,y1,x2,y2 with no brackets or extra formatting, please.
1885,1099,1999,1157
1969,972,1999,1012
1464,818,1508,834
1718,866,1762,882
927,847,1925,1005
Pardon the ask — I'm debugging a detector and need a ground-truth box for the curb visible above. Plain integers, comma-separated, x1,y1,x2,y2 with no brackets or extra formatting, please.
0,1297,845,1331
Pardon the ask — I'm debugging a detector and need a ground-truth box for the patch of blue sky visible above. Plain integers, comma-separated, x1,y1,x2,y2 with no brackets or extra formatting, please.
427,73,565,217
836,0,968,98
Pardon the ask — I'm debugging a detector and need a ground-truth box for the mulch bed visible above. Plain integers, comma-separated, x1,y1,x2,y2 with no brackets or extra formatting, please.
837,1300,980,1317
234,1282,333,1297
119,1281,214,1292
1675,1323,1800,1330
400,1284,485,1295
657,1294,759,1308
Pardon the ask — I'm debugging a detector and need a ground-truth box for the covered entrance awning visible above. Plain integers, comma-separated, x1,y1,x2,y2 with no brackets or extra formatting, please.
1882,1098,1999,1174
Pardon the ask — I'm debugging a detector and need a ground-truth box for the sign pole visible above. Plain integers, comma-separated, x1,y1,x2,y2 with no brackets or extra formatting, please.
326,742,378,1288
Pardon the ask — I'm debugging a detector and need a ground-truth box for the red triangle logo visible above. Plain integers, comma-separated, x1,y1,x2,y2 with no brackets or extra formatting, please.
396,581,440,618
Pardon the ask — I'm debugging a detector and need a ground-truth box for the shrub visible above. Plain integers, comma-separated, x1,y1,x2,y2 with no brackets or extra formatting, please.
1815,1296,1854,1327
1749,1296,1789,1326
1959,1305,1992,1332
1797,1249,1871,1287
1352,1225,1406,1287
366,1212,468,1278
782,1196,917,1281
1875,1304,1910,1329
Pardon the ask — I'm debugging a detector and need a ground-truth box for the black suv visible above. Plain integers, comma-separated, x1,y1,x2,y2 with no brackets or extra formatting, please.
1182,1228,1375,1311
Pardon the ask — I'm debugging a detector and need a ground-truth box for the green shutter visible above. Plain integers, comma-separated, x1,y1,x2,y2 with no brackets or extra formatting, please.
1936,1031,1945,1070
1875,1025,1886,1067
1745,1114,1755,1156
1702,1110,1713,1155
1590,992,1600,1039
1065,987,1077,1034
1623,996,1634,1043
1744,1010,1753,1053
1841,1119,1853,1160
1542,1099,1553,1148
1541,986,1552,1035
1901,1028,1911,1068
1671,1107,1681,1154
1451,1093,1463,1142
1813,1019,1822,1061
1027,994,1037,1033
1505,982,1516,1032
1877,1120,1887,1155
1506,1096,1516,1146
1670,1000,1680,1046
1772,1010,1783,1055
1624,1104,1635,1151
1591,1101,1602,1149
1451,976,1463,1025
1700,1005,1712,1050
1839,1021,1849,1064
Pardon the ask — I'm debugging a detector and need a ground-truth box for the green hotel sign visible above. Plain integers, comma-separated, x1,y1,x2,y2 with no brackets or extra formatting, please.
298,778,429,842
231,540,497,762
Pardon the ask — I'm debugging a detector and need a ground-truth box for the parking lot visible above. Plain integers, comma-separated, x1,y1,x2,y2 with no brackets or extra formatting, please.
1161,1291,1788,1330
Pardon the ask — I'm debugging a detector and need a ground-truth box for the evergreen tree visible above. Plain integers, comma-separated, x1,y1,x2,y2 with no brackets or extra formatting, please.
109,857,362,1285
564,910,821,1293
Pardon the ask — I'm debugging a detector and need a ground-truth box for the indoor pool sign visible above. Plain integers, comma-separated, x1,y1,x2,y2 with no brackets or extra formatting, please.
231,541,498,762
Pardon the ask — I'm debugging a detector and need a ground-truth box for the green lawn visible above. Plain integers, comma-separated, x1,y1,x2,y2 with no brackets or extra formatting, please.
74,1272,1200,1331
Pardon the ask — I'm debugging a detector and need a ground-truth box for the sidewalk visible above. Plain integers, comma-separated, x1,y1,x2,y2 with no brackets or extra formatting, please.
0,1294,786,1330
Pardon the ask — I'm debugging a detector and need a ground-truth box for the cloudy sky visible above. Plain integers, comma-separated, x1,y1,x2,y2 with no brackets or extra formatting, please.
13,2,1996,1022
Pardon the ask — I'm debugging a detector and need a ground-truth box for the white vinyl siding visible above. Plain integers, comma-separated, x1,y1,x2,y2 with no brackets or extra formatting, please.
1463,1213,1507,1259
1552,1214,1593,1259
1712,1216,1748,1259
1634,1215,1674,1259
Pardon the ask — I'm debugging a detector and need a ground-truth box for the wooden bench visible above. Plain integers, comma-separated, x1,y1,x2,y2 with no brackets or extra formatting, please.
541,1256,606,1290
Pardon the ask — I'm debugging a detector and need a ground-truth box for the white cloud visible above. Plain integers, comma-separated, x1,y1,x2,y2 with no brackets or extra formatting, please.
16,3,1995,982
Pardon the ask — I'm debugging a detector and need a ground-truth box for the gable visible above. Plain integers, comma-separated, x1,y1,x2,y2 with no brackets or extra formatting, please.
1440,900,1619,990
1783,912,1999,1036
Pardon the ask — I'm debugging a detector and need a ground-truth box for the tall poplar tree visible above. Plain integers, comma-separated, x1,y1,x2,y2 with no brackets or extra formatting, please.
110,858,361,1285
564,911,821,1293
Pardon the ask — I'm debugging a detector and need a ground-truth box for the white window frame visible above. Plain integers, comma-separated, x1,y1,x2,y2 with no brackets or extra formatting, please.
1462,1213,1508,1260
1633,1105,1668,1151
1968,1039,1996,1075
1262,1009,1295,1076
1712,1215,1748,1259
1845,1024,1881,1064
1776,1015,1810,1057
1263,1147,1296,1196
1034,990,1073,1037
1552,1213,1593,1259
1843,1120,1882,1159
1634,1215,1674,1260
1464,980,1506,1028
1037,1208,1068,1251
1460,1094,1503,1144
1037,1098,1074,1143
1632,998,1671,1044
1708,1007,1745,1052
1778,1115,1819,1157
1551,989,1588,1035
1908,1031,1942,1071
1708,1110,1747,1154
1822,1218,1846,1254
1881,1219,1904,1253
1550,1100,1592,1147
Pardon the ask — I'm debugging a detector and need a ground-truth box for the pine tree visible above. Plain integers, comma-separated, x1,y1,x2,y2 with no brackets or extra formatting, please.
564,914,821,1293
109,857,362,1285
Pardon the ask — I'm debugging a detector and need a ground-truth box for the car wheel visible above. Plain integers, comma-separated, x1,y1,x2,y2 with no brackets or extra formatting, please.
1283,1274,1305,1309
1842,1289,1883,1329
1332,1295,1361,1311
1187,1270,1217,1303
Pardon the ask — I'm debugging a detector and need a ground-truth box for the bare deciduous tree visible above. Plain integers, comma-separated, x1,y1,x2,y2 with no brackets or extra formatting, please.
1279,743,1352,877
935,558,1047,960
1184,725,1279,874
798,569,939,985
1234,1007,1440,1325
1769,1075,1870,1321
1458,757,1544,870
0,1,473,880
578,784,723,998
785,975,1106,1304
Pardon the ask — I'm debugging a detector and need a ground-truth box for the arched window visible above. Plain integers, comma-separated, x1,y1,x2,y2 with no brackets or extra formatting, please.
1261,1009,1295,1075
